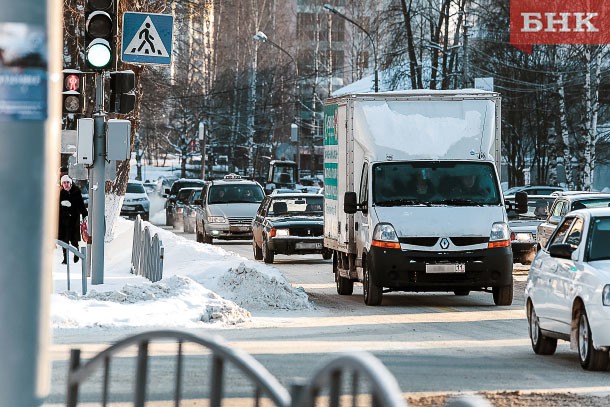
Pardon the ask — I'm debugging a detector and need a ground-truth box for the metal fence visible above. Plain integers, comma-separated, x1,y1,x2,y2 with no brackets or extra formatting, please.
56,240,87,295
131,215,164,282
64,329,490,407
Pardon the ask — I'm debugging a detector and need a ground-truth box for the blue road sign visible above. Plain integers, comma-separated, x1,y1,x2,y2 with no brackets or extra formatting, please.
122,12,173,65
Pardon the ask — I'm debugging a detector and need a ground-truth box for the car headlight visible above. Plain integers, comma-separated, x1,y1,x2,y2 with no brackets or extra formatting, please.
488,222,511,248
133,197,148,202
371,223,400,249
208,216,226,223
603,285,610,306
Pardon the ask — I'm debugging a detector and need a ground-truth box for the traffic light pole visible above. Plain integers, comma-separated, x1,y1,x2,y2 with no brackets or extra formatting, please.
91,72,106,284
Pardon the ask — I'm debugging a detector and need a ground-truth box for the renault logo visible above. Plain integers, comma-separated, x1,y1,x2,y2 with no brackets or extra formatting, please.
440,238,450,249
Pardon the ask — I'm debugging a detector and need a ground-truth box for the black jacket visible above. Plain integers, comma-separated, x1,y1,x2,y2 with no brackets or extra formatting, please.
58,185,88,242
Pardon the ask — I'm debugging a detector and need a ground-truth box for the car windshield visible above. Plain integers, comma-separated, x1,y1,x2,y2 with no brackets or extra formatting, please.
269,196,324,216
588,217,610,261
126,183,145,193
170,181,204,195
208,185,264,204
507,197,554,219
372,162,501,206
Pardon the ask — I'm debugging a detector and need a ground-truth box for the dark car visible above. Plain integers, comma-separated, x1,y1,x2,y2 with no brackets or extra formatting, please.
504,185,567,196
537,192,610,249
506,195,555,264
251,193,331,263
164,179,206,226
181,187,203,233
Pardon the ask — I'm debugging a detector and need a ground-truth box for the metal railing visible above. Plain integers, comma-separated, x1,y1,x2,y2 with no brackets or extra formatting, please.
66,330,291,407
56,240,87,295
64,329,490,407
131,215,164,282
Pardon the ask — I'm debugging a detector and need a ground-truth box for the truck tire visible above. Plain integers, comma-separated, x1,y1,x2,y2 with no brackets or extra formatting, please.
262,239,274,263
334,253,353,295
528,302,557,355
363,261,382,306
493,281,513,306
322,249,332,260
252,240,263,260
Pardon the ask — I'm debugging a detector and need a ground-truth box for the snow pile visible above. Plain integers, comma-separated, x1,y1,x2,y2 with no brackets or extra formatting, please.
51,216,310,329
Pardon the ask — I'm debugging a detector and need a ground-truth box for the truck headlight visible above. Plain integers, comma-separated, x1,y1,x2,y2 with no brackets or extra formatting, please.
371,223,400,249
603,285,610,306
208,216,226,223
488,222,511,248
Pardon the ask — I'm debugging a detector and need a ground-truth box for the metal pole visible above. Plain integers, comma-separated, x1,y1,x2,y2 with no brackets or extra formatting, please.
0,0,62,403
91,73,106,284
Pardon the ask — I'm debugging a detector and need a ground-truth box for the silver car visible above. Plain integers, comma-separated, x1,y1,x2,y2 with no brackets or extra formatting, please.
195,174,265,244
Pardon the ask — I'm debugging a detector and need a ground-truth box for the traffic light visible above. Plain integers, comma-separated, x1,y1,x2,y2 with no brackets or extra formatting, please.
109,70,136,114
84,0,115,70
62,69,84,115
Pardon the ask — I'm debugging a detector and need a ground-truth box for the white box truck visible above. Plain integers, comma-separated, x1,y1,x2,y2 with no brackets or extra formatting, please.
323,90,513,306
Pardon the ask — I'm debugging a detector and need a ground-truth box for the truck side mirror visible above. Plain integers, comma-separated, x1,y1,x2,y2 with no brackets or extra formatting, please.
515,191,528,214
344,192,358,214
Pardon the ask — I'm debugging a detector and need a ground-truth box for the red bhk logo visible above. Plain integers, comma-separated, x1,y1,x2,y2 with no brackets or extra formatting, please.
510,0,610,53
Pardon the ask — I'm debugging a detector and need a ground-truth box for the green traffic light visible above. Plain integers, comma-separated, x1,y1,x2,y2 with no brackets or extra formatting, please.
86,39,112,68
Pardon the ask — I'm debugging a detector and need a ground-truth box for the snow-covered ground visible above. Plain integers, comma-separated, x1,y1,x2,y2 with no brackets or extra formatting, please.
52,163,312,330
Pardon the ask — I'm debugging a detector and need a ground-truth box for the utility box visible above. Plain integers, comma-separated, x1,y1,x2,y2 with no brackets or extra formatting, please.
77,118,94,165
107,119,131,160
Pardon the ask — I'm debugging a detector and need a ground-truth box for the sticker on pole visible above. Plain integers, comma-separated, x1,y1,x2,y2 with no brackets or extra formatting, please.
122,12,173,65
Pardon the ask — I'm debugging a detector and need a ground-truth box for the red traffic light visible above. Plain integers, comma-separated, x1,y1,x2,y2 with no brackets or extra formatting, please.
64,74,80,92
62,69,84,115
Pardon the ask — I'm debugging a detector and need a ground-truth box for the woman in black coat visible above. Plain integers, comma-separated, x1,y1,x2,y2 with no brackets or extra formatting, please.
58,175,88,264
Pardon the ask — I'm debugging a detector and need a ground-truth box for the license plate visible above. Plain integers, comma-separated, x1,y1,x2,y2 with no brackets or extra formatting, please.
230,226,250,232
426,264,465,273
296,242,322,249
123,205,135,210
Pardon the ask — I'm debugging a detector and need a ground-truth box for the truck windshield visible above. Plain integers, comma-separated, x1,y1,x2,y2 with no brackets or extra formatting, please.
372,162,501,206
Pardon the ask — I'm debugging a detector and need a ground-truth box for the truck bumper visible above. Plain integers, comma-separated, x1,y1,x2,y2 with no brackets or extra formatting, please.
368,246,513,291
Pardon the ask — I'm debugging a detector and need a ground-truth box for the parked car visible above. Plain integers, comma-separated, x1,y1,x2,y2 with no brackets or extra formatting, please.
252,193,331,263
503,185,567,196
143,179,157,195
525,207,610,371
195,174,265,244
120,180,151,221
506,195,555,264
181,187,203,233
537,192,610,249
164,178,206,226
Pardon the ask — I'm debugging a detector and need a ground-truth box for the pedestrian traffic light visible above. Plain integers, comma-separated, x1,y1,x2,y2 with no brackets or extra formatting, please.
109,70,136,114
62,69,84,115
84,0,115,70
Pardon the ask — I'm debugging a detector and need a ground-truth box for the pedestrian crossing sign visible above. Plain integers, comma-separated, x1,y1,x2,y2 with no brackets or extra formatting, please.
121,12,173,65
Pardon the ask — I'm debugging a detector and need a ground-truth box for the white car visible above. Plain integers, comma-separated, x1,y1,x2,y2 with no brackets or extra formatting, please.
120,181,151,221
525,207,610,371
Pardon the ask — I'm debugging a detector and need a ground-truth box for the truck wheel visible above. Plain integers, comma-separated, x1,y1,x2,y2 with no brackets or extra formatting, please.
262,239,274,264
252,239,263,260
578,308,609,370
363,262,382,306
334,253,353,295
493,282,513,306
528,302,557,355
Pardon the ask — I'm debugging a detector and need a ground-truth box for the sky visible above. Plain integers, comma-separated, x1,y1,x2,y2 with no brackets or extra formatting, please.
52,164,312,331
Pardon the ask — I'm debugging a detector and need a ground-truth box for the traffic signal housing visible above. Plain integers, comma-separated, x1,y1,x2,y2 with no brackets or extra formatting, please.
62,69,84,115
109,70,136,114
84,0,115,70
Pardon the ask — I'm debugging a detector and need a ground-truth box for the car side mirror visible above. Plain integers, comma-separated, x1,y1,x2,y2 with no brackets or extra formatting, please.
548,243,575,259
344,192,358,214
514,191,528,214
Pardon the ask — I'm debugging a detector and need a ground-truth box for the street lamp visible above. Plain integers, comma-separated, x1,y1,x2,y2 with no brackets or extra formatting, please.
323,4,378,92
253,30,301,168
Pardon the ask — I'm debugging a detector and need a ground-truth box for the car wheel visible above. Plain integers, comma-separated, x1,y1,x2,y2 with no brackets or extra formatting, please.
322,249,332,260
142,213,149,221
453,289,470,296
262,239,274,264
196,232,203,243
202,231,213,245
334,252,353,296
166,212,172,226
363,259,382,306
578,308,609,371
493,280,513,306
252,239,263,260
528,302,557,355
